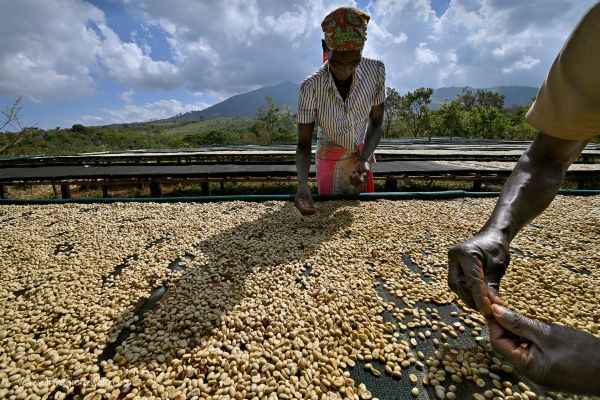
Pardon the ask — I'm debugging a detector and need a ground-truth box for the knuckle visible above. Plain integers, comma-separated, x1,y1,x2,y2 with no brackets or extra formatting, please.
510,312,531,332
448,244,461,256
492,250,510,267
511,312,524,329
450,242,481,260
448,245,465,261
447,277,457,292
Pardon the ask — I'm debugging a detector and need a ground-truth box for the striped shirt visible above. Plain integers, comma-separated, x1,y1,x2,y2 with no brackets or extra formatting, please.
297,57,386,150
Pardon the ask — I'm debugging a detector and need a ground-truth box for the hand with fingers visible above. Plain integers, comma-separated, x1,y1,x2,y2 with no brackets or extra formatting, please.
447,232,510,318
489,304,600,396
350,159,370,189
294,183,318,215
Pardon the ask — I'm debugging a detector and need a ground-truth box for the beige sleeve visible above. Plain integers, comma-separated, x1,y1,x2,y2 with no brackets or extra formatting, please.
525,3,600,140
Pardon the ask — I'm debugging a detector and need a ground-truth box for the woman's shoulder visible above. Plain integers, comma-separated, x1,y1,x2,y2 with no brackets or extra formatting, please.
360,57,385,70
300,64,329,88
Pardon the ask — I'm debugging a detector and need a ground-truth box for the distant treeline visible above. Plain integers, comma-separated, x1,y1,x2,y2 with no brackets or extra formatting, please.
384,86,536,141
0,87,556,158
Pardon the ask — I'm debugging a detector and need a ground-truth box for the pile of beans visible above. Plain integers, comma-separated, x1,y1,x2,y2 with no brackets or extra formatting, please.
0,196,598,399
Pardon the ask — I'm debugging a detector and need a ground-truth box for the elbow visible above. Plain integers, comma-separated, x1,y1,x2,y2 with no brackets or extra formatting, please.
520,147,566,190
526,144,569,179
527,132,588,176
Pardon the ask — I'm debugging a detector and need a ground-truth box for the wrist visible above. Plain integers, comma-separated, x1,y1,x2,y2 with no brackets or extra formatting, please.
477,227,510,244
479,221,515,244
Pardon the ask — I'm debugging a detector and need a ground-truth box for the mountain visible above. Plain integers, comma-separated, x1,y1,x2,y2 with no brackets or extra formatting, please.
430,86,539,109
162,81,300,123
161,83,539,124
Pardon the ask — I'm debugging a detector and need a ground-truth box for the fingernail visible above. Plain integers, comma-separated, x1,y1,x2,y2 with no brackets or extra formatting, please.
492,304,506,316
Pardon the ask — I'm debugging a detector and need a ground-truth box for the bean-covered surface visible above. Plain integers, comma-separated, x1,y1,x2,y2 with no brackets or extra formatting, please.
0,197,598,400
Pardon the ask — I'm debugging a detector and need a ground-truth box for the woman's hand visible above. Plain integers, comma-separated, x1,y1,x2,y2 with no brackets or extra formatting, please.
351,159,370,188
294,184,318,215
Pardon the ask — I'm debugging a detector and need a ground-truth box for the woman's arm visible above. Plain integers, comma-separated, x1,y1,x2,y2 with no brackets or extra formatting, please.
295,122,318,215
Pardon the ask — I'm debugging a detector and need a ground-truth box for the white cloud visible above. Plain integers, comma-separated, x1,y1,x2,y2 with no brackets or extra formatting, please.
0,0,103,100
415,43,439,64
1,0,597,109
0,0,181,100
120,90,135,103
96,24,181,88
80,115,105,123
125,0,359,93
365,0,596,91
82,99,210,125
446,51,458,64
502,55,541,74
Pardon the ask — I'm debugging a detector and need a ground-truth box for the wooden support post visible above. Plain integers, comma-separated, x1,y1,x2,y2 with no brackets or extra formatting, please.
220,181,225,194
577,179,585,190
201,182,210,196
0,185,5,199
149,182,162,197
472,179,482,191
60,184,71,199
102,185,109,198
384,178,398,192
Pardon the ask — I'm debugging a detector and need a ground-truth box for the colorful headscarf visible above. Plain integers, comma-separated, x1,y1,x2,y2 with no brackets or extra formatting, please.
321,7,370,52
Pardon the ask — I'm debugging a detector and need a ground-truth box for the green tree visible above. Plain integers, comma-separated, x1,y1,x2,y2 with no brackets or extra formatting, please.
458,87,505,110
273,104,296,142
436,98,463,141
463,106,508,139
0,96,33,155
504,98,536,140
458,87,476,111
384,87,402,138
474,89,505,110
256,96,280,144
254,97,298,144
399,87,433,138
71,124,89,133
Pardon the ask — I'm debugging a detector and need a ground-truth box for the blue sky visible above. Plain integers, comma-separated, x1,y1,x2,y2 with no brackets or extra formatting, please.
0,0,594,129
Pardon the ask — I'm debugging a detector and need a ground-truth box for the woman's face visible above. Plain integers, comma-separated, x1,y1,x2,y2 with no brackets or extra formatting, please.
328,50,362,81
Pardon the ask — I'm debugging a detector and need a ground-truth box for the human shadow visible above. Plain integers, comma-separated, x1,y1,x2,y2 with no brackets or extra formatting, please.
99,201,354,393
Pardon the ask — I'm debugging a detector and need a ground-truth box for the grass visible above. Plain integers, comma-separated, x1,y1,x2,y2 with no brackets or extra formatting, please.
0,118,261,158
164,117,256,138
